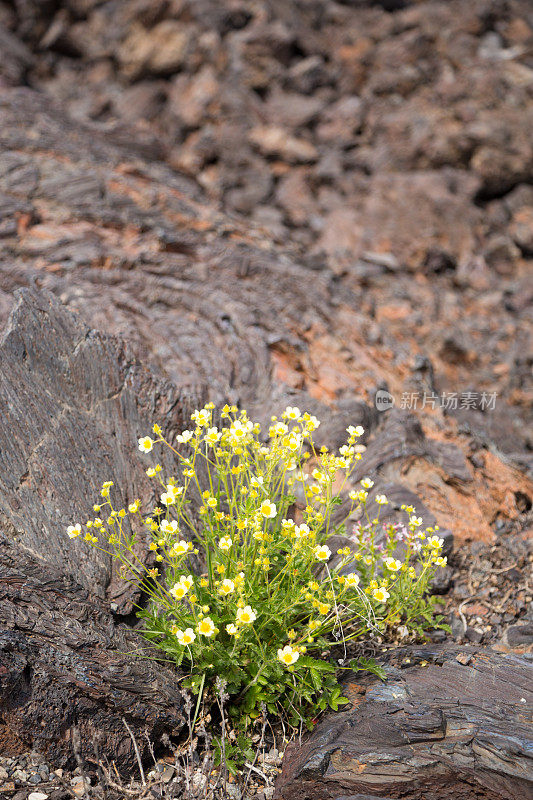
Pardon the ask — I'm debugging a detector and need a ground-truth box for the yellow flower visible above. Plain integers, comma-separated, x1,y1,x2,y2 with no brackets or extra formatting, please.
318,603,330,615
282,434,301,452
304,414,320,432
138,437,154,453
277,645,299,666
197,617,216,637
236,605,257,625
67,523,82,539
314,545,331,562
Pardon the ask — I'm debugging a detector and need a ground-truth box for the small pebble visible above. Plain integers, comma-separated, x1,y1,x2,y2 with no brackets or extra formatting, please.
28,793,48,800
70,776,90,796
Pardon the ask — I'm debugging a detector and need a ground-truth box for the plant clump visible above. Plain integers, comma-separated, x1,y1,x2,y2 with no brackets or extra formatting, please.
68,404,447,750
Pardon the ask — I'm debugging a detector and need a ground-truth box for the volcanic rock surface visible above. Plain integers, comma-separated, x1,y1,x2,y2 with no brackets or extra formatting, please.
0,0,531,795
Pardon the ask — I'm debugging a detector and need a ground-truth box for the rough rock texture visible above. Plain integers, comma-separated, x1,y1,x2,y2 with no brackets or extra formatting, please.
0,288,200,610
0,289,202,767
0,0,531,789
276,645,533,800
1,0,530,446
0,533,186,771
0,88,530,550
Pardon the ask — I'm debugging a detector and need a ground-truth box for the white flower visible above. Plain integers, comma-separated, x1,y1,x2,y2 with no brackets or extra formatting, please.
384,557,402,572
305,415,320,431
176,628,196,645
67,523,82,539
169,582,188,600
236,605,257,625
197,617,216,637
259,500,276,518
270,421,288,437
228,419,253,444
277,645,299,666
226,623,238,635
191,409,210,427
284,406,301,420
314,545,331,562
360,477,374,489
169,540,192,556
347,425,364,438
375,494,388,505
294,523,310,539
373,586,390,603
428,535,444,550
250,475,264,488
409,516,422,527
218,536,233,551
218,578,235,596
312,469,327,484
138,436,154,453
160,519,179,535
345,572,360,587
176,430,194,444
161,484,183,506
204,427,220,446
179,574,194,590
283,434,302,452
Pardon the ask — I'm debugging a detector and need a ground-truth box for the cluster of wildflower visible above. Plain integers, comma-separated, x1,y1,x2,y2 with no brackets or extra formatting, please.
67,403,445,730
